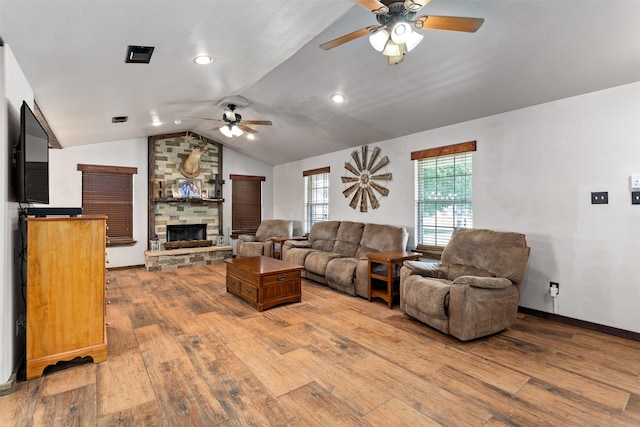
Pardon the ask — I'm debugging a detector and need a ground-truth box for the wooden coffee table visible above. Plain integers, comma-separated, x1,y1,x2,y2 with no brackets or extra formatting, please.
225,256,303,311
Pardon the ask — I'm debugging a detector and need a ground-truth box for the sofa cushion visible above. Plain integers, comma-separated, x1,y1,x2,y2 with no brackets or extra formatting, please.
309,221,341,252
238,242,268,258
255,219,293,241
402,275,452,320
333,221,365,257
325,257,359,296
285,247,318,268
305,251,344,276
356,223,408,257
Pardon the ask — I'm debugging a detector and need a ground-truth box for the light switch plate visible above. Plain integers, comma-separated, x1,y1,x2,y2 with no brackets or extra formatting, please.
632,174,640,190
591,192,608,204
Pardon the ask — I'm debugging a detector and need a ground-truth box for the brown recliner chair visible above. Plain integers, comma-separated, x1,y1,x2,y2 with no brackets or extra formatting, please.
400,228,530,341
236,219,293,258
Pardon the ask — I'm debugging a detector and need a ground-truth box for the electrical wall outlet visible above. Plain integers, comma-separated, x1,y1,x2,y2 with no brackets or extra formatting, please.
591,192,608,204
632,192,640,205
550,281,559,292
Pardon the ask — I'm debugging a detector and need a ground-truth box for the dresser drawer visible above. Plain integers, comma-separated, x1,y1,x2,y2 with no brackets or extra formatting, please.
240,282,258,303
263,270,300,285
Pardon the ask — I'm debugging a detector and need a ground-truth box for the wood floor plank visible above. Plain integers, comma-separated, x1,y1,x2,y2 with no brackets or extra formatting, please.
278,381,371,427
39,363,96,397
284,346,393,416
97,400,165,427
226,336,313,397
96,350,157,417
0,379,42,427
135,324,190,367
146,359,228,425
32,384,97,426
364,397,440,426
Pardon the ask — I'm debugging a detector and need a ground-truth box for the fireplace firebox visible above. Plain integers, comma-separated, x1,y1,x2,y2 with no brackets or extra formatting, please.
166,224,207,243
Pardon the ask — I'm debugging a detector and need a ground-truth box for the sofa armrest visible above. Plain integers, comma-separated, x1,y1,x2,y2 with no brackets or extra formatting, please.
283,240,312,249
402,260,446,279
238,234,257,243
452,276,513,289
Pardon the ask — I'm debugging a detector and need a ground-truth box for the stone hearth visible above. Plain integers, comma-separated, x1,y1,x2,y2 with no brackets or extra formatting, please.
144,245,232,271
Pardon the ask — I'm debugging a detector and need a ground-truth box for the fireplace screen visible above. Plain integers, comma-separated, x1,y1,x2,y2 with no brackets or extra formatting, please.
166,224,207,242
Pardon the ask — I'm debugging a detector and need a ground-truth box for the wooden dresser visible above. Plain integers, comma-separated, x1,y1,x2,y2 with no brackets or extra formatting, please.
25,215,108,380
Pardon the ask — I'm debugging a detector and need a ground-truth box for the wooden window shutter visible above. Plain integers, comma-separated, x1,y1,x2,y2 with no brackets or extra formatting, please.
231,174,264,237
78,164,137,245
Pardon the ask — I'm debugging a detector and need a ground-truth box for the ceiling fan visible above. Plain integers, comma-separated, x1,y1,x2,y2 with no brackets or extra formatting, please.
320,0,484,65
195,104,272,138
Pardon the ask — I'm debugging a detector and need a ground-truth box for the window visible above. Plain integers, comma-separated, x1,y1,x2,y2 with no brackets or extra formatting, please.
304,167,330,233
231,174,264,237
77,164,137,246
412,141,475,250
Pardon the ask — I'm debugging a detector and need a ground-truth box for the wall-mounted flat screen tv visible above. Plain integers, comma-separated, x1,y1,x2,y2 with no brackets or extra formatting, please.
14,101,49,204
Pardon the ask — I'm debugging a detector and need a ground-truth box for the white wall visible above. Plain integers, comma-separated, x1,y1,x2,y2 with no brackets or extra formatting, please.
48,138,148,267
1,45,34,385
274,82,640,333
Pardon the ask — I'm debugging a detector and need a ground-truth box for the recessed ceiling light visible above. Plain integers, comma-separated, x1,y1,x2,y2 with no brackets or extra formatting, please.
331,93,346,104
152,120,162,127
247,134,255,140
194,55,213,65
174,119,182,125
125,45,155,64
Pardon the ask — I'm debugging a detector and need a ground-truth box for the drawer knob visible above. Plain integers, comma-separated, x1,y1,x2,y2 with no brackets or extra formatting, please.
245,289,251,294
277,276,287,281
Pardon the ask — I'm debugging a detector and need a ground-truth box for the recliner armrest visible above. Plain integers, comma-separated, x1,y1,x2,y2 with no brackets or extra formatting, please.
452,276,513,289
238,234,257,243
402,260,446,279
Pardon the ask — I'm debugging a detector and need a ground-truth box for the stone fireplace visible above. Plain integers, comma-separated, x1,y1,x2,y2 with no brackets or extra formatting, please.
145,132,232,271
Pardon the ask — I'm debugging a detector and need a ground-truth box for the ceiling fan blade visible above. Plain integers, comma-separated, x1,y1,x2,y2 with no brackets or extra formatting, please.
320,25,380,50
414,15,484,33
191,116,223,122
241,120,272,126
353,0,389,15
209,125,224,131
404,0,431,13
238,125,258,134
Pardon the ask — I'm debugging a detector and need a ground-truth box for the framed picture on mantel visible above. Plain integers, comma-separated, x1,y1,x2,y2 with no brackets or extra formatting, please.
177,178,202,198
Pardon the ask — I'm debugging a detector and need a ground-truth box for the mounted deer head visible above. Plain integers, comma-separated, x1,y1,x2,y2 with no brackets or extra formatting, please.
179,132,207,178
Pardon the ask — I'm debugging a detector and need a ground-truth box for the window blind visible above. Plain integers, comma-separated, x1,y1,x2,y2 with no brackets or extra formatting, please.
231,175,264,236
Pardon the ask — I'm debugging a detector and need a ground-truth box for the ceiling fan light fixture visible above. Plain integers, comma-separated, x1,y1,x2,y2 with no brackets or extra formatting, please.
382,40,403,57
331,93,346,103
220,125,233,138
193,55,213,65
405,31,424,52
390,21,412,44
369,29,389,52
231,125,243,137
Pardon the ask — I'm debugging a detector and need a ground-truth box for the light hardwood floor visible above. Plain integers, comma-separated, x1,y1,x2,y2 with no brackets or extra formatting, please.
1,263,639,426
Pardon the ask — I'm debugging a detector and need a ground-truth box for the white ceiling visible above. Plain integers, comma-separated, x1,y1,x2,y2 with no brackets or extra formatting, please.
2,0,639,166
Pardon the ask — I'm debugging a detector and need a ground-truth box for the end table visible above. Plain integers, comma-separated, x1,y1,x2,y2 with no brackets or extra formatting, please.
271,236,307,259
367,250,421,308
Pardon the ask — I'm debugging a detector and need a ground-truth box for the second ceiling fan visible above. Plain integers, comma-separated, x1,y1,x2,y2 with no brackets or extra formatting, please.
320,0,484,65
196,103,272,138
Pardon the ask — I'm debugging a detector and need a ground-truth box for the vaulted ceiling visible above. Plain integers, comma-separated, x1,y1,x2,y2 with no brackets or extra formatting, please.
2,1,639,165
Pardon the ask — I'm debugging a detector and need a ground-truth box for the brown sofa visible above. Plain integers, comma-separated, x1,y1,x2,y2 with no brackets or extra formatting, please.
400,228,529,341
236,219,293,258
282,220,408,298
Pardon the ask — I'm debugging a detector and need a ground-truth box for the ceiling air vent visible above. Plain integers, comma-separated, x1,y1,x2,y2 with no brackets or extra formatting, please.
125,45,154,64
112,116,128,123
